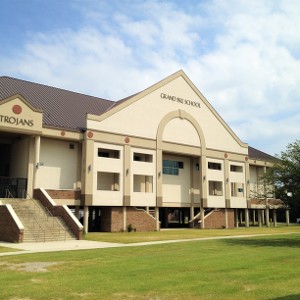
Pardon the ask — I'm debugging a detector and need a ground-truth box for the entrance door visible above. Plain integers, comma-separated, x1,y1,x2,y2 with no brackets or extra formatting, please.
0,133,29,197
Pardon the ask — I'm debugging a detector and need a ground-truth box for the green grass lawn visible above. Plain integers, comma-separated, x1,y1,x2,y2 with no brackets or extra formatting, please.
0,246,19,253
1,232,300,299
85,225,300,243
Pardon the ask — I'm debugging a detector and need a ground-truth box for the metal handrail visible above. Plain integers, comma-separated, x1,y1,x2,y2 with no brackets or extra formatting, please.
5,189,46,242
22,190,67,241
5,189,67,241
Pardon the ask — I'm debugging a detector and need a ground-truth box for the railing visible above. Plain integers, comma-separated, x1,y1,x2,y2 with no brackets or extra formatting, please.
5,189,46,242
22,190,67,241
189,208,220,225
4,189,67,242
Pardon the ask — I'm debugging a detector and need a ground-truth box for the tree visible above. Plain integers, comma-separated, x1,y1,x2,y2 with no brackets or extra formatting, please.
269,140,300,222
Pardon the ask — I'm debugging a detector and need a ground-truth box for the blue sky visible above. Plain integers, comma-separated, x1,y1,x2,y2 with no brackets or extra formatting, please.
0,0,299,155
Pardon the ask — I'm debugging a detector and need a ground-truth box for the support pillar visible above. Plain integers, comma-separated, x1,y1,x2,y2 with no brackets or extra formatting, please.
33,135,41,190
155,207,160,231
258,210,262,227
225,208,228,229
245,209,250,228
252,210,256,226
235,209,239,228
75,206,80,219
200,208,205,229
286,209,290,226
273,210,277,227
265,207,270,227
240,210,243,226
190,206,194,228
123,206,127,232
83,206,89,233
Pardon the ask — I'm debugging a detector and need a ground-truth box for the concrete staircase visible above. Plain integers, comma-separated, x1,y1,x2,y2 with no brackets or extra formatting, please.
1,198,76,242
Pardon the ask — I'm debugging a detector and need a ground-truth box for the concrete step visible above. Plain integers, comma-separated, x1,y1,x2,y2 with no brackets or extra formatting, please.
2,197,77,242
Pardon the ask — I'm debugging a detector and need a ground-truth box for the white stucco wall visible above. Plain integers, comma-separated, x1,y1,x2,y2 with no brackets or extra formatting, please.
35,138,81,189
88,76,247,154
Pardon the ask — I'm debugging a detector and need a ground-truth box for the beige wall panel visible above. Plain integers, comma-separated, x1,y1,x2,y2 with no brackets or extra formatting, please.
162,154,191,204
0,96,42,134
206,197,226,208
93,191,123,206
131,193,156,207
230,198,247,208
87,76,247,154
92,142,124,206
162,118,201,147
35,138,80,189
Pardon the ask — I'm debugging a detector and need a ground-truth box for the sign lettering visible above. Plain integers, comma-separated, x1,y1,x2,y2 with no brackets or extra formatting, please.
0,115,34,127
160,93,200,108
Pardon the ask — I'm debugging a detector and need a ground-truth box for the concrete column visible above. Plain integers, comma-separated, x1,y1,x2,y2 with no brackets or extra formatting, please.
200,155,207,230
265,207,270,227
235,209,239,228
245,209,250,228
155,207,160,231
224,208,228,229
252,210,256,226
75,206,80,219
122,206,127,232
200,208,205,229
262,210,265,225
83,206,89,233
240,210,243,226
273,210,277,227
190,206,194,228
286,209,290,226
33,135,41,190
258,210,262,227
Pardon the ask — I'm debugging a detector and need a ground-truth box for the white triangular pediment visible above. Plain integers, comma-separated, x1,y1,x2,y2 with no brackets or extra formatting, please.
0,94,43,133
87,70,247,154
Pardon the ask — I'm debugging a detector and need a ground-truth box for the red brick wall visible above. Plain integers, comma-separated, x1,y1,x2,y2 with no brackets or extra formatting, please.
34,189,83,239
100,207,157,232
46,189,81,200
126,208,157,232
0,205,24,243
205,209,235,229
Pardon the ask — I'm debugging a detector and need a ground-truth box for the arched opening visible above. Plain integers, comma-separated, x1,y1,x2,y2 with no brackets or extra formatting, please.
156,110,206,228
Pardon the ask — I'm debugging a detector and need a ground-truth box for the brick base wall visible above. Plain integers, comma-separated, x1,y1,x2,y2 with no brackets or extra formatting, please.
34,189,83,239
0,206,24,243
45,189,81,200
205,209,235,229
100,207,157,232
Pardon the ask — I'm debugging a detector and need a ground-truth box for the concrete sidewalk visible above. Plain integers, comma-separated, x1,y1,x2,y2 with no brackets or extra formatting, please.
0,240,124,256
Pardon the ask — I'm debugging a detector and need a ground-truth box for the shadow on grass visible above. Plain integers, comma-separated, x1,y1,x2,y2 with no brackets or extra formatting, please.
271,295,300,300
224,235,300,248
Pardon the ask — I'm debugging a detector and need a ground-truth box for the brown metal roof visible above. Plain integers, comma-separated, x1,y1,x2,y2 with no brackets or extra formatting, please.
0,76,114,131
248,146,275,161
0,76,274,160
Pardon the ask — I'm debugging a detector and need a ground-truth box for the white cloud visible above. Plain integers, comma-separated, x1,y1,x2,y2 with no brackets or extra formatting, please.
0,0,299,154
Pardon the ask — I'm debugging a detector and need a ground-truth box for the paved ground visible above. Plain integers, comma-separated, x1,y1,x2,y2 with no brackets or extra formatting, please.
0,233,292,257
0,240,124,256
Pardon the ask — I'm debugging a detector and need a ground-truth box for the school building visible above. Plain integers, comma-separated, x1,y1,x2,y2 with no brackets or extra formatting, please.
0,70,287,242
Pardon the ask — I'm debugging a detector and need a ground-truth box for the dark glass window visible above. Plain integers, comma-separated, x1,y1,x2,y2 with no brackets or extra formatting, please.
163,160,184,175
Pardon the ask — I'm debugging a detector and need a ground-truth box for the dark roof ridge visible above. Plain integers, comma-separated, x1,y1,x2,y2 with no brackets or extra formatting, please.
0,75,116,131
248,146,276,161
0,75,113,104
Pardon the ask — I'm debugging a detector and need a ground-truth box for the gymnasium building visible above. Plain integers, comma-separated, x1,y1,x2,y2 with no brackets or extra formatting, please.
0,70,287,242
